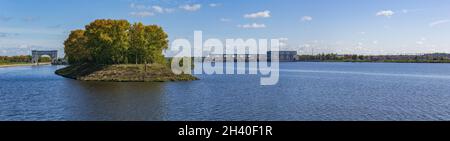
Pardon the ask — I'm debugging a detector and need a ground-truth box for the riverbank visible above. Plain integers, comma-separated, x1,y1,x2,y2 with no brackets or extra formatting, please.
55,63,198,82
0,62,51,68
297,60,450,63
296,53,450,63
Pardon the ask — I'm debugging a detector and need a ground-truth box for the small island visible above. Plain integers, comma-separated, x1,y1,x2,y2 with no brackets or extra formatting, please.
55,19,197,82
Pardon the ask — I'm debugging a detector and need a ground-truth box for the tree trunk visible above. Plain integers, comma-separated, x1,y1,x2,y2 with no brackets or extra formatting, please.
143,60,147,81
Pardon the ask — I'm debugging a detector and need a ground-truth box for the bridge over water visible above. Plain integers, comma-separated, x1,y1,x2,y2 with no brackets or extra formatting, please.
31,50,58,64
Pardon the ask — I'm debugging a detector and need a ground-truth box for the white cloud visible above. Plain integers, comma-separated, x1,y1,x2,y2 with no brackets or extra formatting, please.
164,8,175,13
180,4,201,11
152,6,164,13
376,10,395,17
416,37,427,45
0,16,13,22
22,17,39,22
130,3,174,15
429,19,450,27
220,18,231,22
279,38,289,41
151,6,174,13
279,38,289,47
301,16,313,22
357,42,364,46
209,3,221,7
400,9,423,14
299,43,311,48
130,11,155,18
402,9,409,14
244,10,271,19
130,3,148,10
0,32,19,38
0,37,63,56
373,40,378,44
238,23,266,29
0,27,63,35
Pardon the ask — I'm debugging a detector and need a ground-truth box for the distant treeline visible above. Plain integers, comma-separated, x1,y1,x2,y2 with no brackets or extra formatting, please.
0,55,31,64
0,55,51,64
64,19,168,65
296,53,450,63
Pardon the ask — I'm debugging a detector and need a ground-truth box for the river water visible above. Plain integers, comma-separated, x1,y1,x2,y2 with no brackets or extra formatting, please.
1,62,450,121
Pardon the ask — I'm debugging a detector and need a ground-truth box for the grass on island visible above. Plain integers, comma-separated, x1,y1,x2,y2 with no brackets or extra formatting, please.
55,63,198,82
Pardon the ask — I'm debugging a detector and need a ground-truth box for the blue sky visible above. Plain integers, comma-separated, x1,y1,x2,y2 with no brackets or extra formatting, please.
1,0,450,56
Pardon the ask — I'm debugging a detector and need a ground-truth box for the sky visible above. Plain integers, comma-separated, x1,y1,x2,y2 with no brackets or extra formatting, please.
1,0,450,56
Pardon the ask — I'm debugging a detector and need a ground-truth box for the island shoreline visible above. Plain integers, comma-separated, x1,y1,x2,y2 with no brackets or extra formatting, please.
55,63,198,82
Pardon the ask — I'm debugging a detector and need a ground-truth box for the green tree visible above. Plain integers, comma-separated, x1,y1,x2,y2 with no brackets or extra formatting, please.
64,29,90,64
85,19,130,64
144,25,169,64
351,55,358,60
128,22,147,64
39,56,52,62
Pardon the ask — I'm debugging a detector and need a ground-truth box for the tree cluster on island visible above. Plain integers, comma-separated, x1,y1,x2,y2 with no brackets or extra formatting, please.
64,19,168,65
57,19,197,82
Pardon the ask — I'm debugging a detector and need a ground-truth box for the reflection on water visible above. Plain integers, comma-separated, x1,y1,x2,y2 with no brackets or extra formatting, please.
2,62,450,121
63,80,165,120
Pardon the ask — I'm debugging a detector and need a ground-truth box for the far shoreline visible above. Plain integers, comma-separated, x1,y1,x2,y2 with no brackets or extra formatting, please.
0,62,51,68
293,60,450,64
